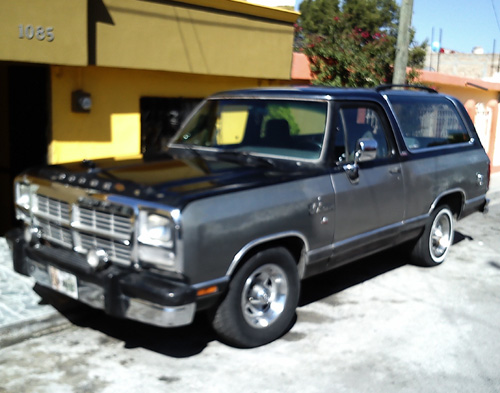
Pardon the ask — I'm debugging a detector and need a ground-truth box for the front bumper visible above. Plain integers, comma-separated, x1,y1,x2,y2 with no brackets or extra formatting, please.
6,228,197,328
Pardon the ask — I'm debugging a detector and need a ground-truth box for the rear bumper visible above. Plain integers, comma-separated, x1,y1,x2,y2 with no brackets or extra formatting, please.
6,228,197,328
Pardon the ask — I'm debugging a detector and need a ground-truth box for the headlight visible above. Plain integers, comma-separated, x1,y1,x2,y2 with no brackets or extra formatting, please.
138,211,177,270
15,182,31,210
138,211,173,248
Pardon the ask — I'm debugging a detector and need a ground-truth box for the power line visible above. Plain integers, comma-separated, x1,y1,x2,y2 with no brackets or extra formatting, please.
491,0,500,33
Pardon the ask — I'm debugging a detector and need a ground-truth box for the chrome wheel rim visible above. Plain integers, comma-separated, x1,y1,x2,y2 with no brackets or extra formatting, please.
241,264,288,329
429,210,453,263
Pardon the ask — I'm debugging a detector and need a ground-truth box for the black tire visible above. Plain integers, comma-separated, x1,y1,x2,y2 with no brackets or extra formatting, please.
212,247,300,348
411,204,454,267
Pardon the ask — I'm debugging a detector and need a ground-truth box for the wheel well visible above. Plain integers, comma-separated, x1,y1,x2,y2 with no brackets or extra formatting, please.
433,192,464,217
231,236,306,276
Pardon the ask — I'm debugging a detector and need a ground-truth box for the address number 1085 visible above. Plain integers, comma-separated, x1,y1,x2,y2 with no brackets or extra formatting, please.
18,25,54,42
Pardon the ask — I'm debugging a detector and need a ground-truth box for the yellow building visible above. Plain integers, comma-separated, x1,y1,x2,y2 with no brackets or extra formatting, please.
0,0,299,234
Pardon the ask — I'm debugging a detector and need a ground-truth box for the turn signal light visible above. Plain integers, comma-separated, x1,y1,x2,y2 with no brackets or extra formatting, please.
196,286,218,297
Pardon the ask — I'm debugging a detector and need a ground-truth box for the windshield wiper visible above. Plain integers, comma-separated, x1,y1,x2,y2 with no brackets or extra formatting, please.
171,144,212,173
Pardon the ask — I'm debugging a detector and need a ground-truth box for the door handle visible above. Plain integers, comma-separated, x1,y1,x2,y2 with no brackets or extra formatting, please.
389,167,401,175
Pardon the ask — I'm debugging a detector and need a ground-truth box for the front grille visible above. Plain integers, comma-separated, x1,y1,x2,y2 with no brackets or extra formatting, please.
76,206,132,238
79,233,132,265
35,195,70,224
32,193,134,266
34,217,73,248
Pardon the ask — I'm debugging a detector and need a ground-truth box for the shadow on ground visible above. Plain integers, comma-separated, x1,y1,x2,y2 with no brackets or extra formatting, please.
453,230,473,245
35,284,216,358
299,248,408,307
35,248,410,357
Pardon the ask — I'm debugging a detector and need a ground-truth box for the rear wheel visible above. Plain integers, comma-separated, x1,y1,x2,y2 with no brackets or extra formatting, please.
212,247,299,348
411,205,454,267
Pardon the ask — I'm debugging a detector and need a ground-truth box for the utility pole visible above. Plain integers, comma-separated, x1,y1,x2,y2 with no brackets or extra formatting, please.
392,0,414,85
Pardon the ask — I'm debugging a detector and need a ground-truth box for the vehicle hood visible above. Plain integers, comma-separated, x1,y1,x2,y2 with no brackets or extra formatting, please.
25,154,323,208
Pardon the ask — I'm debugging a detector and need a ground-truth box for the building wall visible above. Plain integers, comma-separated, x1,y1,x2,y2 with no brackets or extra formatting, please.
0,0,299,165
0,0,297,79
95,0,296,79
430,85,497,106
426,50,498,80
49,65,283,164
0,0,88,66
417,70,500,172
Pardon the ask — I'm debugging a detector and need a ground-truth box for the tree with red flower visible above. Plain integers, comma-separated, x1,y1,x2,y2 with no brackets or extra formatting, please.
296,0,426,87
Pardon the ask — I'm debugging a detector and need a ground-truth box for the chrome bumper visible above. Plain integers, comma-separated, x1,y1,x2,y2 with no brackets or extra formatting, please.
7,229,197,329
28,259,196,327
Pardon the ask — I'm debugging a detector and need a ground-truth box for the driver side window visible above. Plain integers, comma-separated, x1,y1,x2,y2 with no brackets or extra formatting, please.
333,104,390,163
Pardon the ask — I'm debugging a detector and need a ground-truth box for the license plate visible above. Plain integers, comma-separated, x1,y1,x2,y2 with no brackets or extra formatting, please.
48,266,78,299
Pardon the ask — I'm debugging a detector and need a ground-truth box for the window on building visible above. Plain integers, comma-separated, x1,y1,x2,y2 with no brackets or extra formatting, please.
140,97,202,155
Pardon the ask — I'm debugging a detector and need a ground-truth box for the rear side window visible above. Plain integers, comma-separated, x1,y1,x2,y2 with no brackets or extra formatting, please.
388,95,471,150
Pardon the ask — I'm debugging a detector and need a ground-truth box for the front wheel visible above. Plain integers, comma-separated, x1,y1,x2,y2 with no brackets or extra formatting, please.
212,247,300,348
411,205,454,267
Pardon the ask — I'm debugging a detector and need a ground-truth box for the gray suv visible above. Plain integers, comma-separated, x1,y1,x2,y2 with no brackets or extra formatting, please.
8,85,490,347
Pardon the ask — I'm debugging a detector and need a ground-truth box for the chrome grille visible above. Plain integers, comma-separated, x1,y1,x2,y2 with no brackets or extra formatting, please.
35,195,70,224
79,233,132,265
76,206,132,238
33,193,134,266
34,217,72,248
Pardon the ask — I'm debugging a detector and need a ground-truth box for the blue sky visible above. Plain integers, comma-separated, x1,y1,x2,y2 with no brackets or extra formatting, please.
251,0,500,54
411,0,500,53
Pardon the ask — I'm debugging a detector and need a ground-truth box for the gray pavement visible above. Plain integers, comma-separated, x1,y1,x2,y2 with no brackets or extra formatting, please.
0,172,499,349
0,240,70,348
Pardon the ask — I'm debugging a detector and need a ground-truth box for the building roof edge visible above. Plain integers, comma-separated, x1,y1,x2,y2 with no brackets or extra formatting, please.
172,0,300,23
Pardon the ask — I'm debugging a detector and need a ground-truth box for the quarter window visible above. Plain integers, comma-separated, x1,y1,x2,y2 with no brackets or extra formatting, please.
388,96,470,150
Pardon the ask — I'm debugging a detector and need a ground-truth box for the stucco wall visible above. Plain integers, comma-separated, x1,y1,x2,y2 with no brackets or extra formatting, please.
0,0,87,66
426,50,498,80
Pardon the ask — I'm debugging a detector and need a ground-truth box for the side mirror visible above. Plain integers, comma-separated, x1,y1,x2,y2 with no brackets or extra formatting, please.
355,138,378,163
343,138,378,184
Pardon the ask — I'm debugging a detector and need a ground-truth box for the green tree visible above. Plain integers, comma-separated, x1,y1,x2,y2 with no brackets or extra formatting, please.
296,0,426,87
298,0,340,35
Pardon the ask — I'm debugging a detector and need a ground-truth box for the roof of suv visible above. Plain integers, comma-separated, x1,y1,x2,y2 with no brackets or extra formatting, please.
210,85,443,101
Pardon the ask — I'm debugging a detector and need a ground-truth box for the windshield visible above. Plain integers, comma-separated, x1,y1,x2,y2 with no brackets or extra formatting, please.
171,99,328,160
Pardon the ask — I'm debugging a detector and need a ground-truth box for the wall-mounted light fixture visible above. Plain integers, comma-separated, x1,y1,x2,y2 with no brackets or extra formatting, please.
72,90,92,113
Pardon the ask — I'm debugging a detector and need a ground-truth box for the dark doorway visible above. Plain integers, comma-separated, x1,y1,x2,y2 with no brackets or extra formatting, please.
140,97,201,155
0,64,50,235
